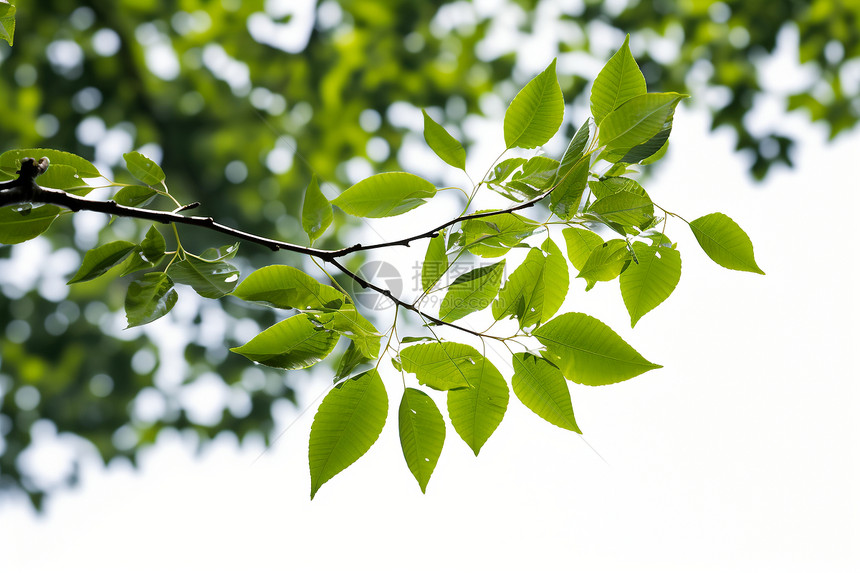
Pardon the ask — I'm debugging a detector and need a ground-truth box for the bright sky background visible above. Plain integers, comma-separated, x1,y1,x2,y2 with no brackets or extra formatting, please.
1,16,859,573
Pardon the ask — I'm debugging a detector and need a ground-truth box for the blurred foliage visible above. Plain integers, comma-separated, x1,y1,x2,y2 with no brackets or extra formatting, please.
0,0,856,508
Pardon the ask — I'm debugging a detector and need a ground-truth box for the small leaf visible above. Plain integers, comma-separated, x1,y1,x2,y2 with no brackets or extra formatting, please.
551,120,592,219
123,151,166,188
334,341,372,382
0,1,16,46
400,341,482,391
312,305,381,359
232,265,347,310
309,369,388,499
0,148,101,179
562,227,604,271
139,226,166,264
168,258,240,299
577,239,631,290
199,243,239,262
486,158,527,185
504,59,564,149
125,272,178,327
439,262,504,322
590,35,647,125
534,312,661,385
447,356,508,456
68,240,137,284
511,353,580,432
421,231,448,293
301,174,333,243
0,205,60,245
399,388,446,493
598,93,687,162
689,213,765,274
513,156,560,189
492,243,567,329
460,212,539,258
113,185,159,208
422,110,466,170
620,243,682,327
231,314,340,369
332,172,436,218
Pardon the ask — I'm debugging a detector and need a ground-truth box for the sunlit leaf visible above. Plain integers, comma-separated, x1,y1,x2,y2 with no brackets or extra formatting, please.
232,265,346,310
511,353,580,432
589,190,654,229
0,1,15,46
0,205,61,245
620,243,682,327
0,148,101,179
301,174,332,243
447,355,508,455
68,240,137,284
598,93,687,161
334,341,373,382
492,240,566,328
421,231,447,292
439,262,504,322
504,59,564,149
576,239,630,290
312,304,381,359
591,35,646,125
689,213,764,274
460,212,539,258
168,258,240,298
123,151,166,189
125,272,178,327
562,227,604,271
113,185,158,208
422,110,466,170
230,314,340,369
399,388,445,493
332,172,436,218
37,164,92,196
199,243,239,262
551,120,592,219
534,312,661,385
309,369,388,499
400,341,481,391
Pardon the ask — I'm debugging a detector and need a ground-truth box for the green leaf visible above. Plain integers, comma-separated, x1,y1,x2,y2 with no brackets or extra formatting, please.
421,231,448,293
590,35,647,125
68,240,137,284
0,205,61,245
125,272,178,327
400,341,482,391
140,226,167,263
439,262,504,322
620,127,671,164
301,174,332,243
689,213,765,274
332,172,436,218
230,314,340,369
551,120,592,219
540,238,569,322
37,164,92,196
422,110,466,170
0,149,101,179
309,369,388,499
199,243,239,262
167,258,240,299
447,355,508,455
486,157,527,185
511,353,580,432
0,1,15,46
598,93,687,161
123,151,166,189
562,227,604,271
620,243,682,327
399,388,446,493
232,265,347,311
589,190,654,229
113,185,158,208
534,312,661,385
334,341,373,382
504,59,564,149
492,239,566,328
577,239,630,290
460,212,539,258
513,156,560,190
312,305,381,359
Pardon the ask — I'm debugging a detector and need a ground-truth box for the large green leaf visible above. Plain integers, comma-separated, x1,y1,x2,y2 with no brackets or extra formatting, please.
125,272,178,327
460,212,539,258
123,151,166,189
232,265,346,310
332,172,436,218
230,313,340,369
576,239,631,290
511,353,580,432
590,35,647,125
309,369,388,499
598,93,687,161
447,355,509,455
400,341,482,391
301,174,332,243
167,258,240,299
589,190,654,229
0,205,61,245
492,239,567,328
67,240,137,284
422,110,466,170
312,304,381,359
689,213,764,274
120,226,167,276
0,1,15,46
37,164,92,196
439,262,504,322
562,227,604,271
504,59,564,149
620,243,682,327
0,148,101,178
534,312,661,385
512,156,560,190
399,388,445,493
421,231,448,292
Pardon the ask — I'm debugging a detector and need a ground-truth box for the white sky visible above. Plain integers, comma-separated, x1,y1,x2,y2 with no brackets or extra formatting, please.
1,16,859,573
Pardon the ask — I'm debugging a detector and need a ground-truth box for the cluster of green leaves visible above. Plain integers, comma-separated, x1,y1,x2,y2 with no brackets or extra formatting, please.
0,38,764,498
